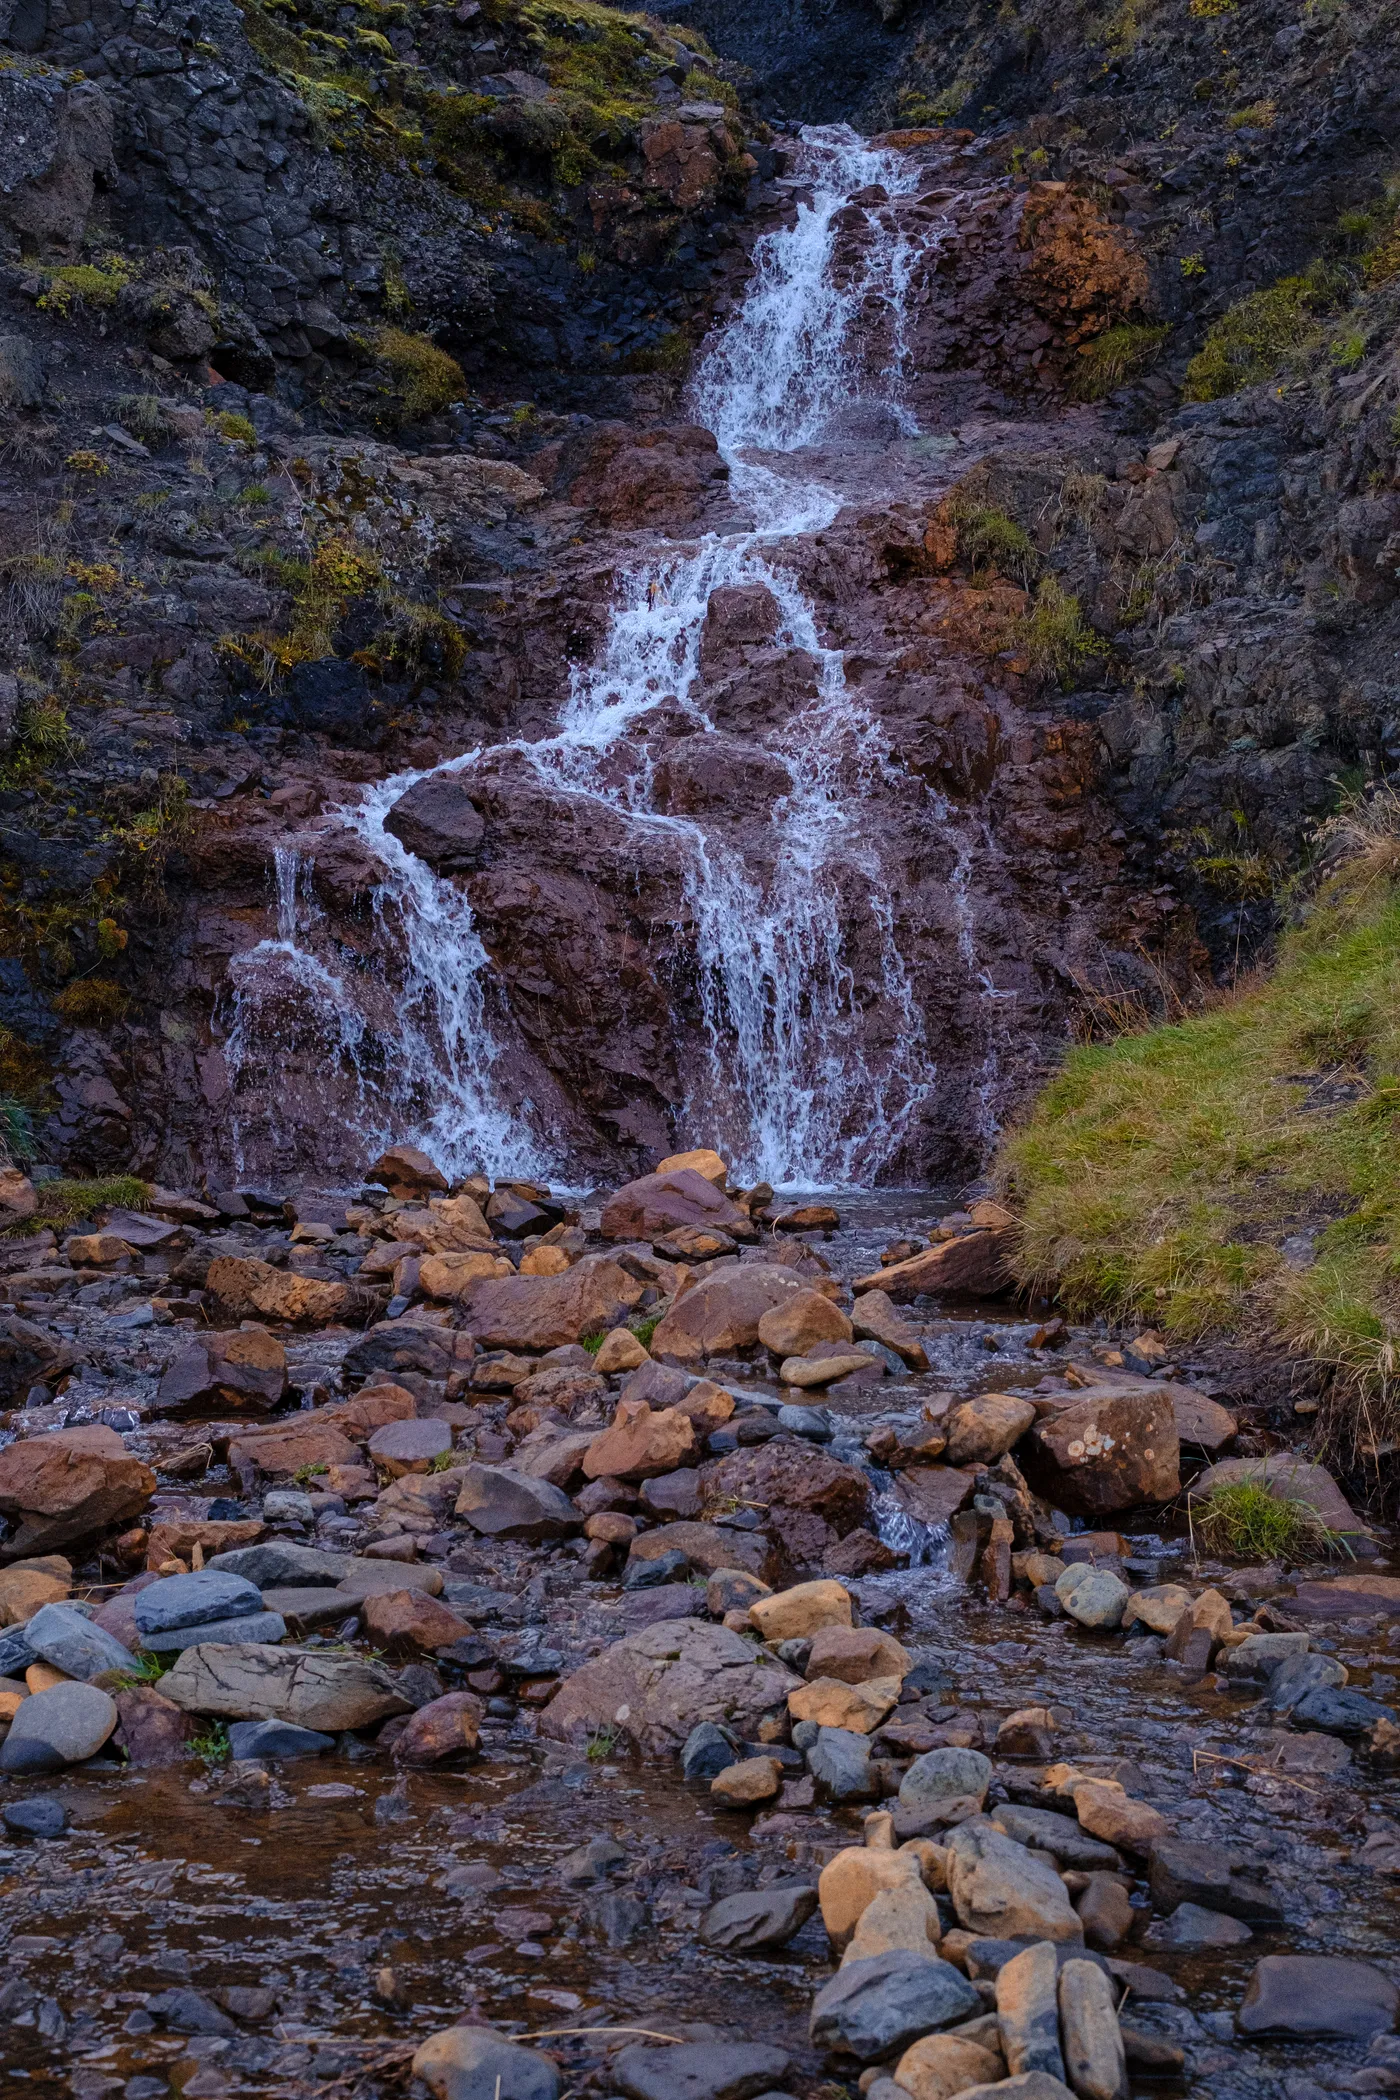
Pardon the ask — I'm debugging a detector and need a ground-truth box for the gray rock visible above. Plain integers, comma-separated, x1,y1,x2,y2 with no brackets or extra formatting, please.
620,1583,704,1632
226,1719,335,1760
454,1464,582,1542
2,1797,67,1838
262,1490,315,1523
0,1681,117,1771
1266,1651,1347,1712
0,1625,35,1677
1236,1955,1399,2039
899,1746,992,1818
261,1587,359,1631
159,1643,412,1732
134,1570,265,1635
624,1548,690,1590
613,2041,791,2100
23,1601,133,1682
0,335,45,409
955,2080,1076,2100
1293,1686,1395,1735
682,1721,740,1781
945,1821,1084,1943
699,1883,819,1951
809,1950,981,2061
147,1988,236,2037
1056,1567,1130,1629
1218,1632,1310,1679
412,2027,561,2100
807,1725,879,1802
1143,1903,1253,1949
582,1889,649,1947
556,1836,628,1887
141,1610,287,1654
1147,1840,1284,1924
997,1939,1065,2080
992,1805,1123,1870
207,1542,351,1587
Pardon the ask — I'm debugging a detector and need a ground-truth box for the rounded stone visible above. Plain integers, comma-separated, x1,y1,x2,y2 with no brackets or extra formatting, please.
0,1681,118,1772
412,2025,561,2100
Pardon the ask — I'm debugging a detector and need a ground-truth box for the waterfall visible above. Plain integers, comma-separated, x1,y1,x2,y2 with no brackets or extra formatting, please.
229,126,953,1186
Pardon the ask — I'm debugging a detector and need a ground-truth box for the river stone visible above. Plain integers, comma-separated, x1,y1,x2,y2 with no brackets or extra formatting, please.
0,1425,156,1560
1147,1840,1284,1923
449,1255,643,1351
806,1624,911,1686
541,1618,799,1754
454,1464,581,1541
113,1685,193,1767
413,2025,561,2100
1266,1650,1347,1712
1058,1959,1128,2100
1119,1585,1191,1635
0,1680,118,1770
1293,1686,1395,1734
955,2083,1077,2100
945,1821,1084,1943
142,1609,287,1653
818,1844,927,1947
944,1394,1037,1465
893,2034,1002,2100
207,1541,352,1587
159,1643,412,1731
750,1579,852,1642
134,1569,265,1636
0,1559,71,1627
1289,1572,1400,1619
1054,1565,1129,1629
809,1949,980,2060
333,1561,446,1599
601,1168,745,1242
3,1796,68,1837
227,1719,335,1760
23,1601,134,1681
366,1417,452,1475
1219,1631,1310,1679
630,1521,772,1581
807,1724,879,1801
1236,1955,1399,2039
997,1940,1064,2080
613,2041,790,2100
392,1690,483,1765
649,1264,807,1365
681,1721,740,1780
851,1289,929,1371
899,1746,992,1826
1142,1902,1253,1949
1023,1392,1179,1517
700,1883,819,1951
1189,1457,1370,1542
992,1806,1122,1871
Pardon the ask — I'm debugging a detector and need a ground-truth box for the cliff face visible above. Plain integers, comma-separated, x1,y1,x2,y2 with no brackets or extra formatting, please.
2,0,1400,1190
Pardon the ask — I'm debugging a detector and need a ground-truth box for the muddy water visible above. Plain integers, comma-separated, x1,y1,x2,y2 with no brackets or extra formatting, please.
5,1206,1400,2099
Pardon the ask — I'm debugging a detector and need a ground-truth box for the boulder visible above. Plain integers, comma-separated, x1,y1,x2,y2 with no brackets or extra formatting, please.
541,1618,799,1754
1236,1954,1398,2039
945,1821,1084,1943
849,1288,929,1370
361,1589,471,1653
392,1689,483,1764
900,1747,992,1824
419,1250,515,1300
855,1230,1016,1301
204,1256,377,1328
810,1950,981,2060
819,1843,929,1948
629,1521,772,1580
601,1169,745,1242
583,1400,697,1481
412,2025,559,2100
156,1328,289,1417
711,1753,782,1805
1147,1840,1284,1923
750,1579,853,1643
0,1559,71,1626
758,1290,854,1357
894,2034,1002,2100
384,778,486,871
367,1418,453,1476
944,1394,1037,1465
806,1624,911,1685
649,1265,807,1363
1054,1566,1129,1630
159,1643,412,1731
701,1441,869,1564
890,1468,979,1527
134,1570,265,1637
226,1719,334,1760
1058,1959,1128,2100
997,1940,1064,2080
700,1882,818,1950
366,1146,449,1200
612,2041,790,2100
1022,1392,1179,1516
0,1679,117,1771
25,1600,134,1681
843,1880,943,1965
113,1685,193,1766
454,1464,581,1541
1188,1456,1371,1541
0,1425,155,1559
451,1255,643,1349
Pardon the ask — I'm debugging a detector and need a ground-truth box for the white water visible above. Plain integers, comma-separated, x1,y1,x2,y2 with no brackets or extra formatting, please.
226,127,953,1185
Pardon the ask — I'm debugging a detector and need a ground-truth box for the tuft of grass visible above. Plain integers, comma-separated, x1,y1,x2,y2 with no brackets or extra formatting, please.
1183,267,1342,402
116,395,176,449
585,1724,618,1761
1015,576,1107,684
15,1175,150,1235
952,501,1038,587
0,1098,35,1165
1226,98,1276,130
580,1330,606,1357
1072,321,1169,400
628,1312,662,1349
109,1651,171,1688
370,326,466,424
1192,1478,1328,1560
53,979,130,1029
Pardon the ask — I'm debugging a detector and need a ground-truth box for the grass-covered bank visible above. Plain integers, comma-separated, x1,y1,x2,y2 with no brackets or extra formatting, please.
999,796,1400,1478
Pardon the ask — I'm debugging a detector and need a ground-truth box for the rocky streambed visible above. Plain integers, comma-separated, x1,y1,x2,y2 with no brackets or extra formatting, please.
0,1155,1398,2100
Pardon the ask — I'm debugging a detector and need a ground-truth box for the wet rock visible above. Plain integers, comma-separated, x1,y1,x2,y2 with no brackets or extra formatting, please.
0,1680,117,1771
361,1588,472,1653
134,1570,265,1637
1120,1586,1191,1635
810,1950,980,2060
556,1834,627,1886
1054,1567,1129,1630
1142,1902,1252,1949
857,1231,1016,1302
392,1690,483,1764
613,2040,791,2100
945,1822,1084,1943
366,1146,449,1200
1147,1840,1284,1923
1236,1954,1399,2039
157,1328,288,1416
1294,1686,1395,1734
454,1464,582,1541
850,1289,929,1371
944,1394,1037,1465
1058,1959,1128,2100
630,1521,772,1580
991,1808,1121,1872
711,1753,782,1805
758,1290,854,1356
2,1796,68,1838
650,1265,807,1364
997,1940,1064,2080
114,1685,193,1766
682,1720,740,1780
808,1725,880,1803
806,1624,911,1685
226,1719,334,1759
0,1425,155,1559
147,1987,237,2037
602,1168,746,1241
24,1600,134,1680
893,2033,1002,2100
899,1747,992,1826
1074,1875,1134,1951
625,1547,691,1590
451,1255,644,1350
584,1399,697,1480
413,2024,560,2100
1219,1631,1310,1679
790,1674,900,1734
700,1882,819,1950
751,1579,853,1642
1267,1650,1348,1712
161,1643,412,1732
542,1618,798,1753
1023,1394,1179,1516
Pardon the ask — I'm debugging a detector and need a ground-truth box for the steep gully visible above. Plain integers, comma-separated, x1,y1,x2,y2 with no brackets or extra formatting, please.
224,129,1030,1192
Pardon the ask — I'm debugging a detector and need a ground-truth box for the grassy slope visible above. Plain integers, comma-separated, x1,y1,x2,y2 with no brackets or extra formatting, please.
1000,840,1400,1467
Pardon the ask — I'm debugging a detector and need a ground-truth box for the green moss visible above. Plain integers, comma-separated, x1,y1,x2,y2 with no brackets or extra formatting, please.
215,411,257,444
17,1175,150,1234
371,325,466,422
37,258,133,316
1183,267,1342,401
1015,576,1106,684
1071,322,1169,400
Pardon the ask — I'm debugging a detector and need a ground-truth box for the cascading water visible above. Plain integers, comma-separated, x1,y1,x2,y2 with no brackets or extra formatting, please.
228,127,962,1184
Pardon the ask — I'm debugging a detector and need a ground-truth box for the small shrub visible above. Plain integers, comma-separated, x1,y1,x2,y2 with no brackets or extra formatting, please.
215,411,257,445
18,1175,150,1234
1331,329,1367,371
1072,322,1169,400
1226,99,1276,129
624,330,691,377
371,326,466,423
3,696,75,784
1192,850,1275,901
189,1722,231,1766
1192,1478,1329,1560
236,482,272,509
116,395,175,448
1183,270,1340,401
64,450,109,476
52,978,130,1028
1188,0,1235,14
585,1724,618,1762
1015,577,1106,684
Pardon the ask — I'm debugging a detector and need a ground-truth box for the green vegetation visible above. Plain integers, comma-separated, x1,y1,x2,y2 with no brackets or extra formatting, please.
1072,322,1169,401
110,1652,171,1688
0,1098,34,1164
52,978,130,1028
581,1330,606,1356
585,1723,619,1761
370,325,466,424
116,395,176,449
1192,1477,1334,1560
38,257,133,316
1015,577,1107,684
9,1175,150,1235
628,1311,662,1349
1183,268,1341,401
190,1722,231,1765
0,696,76,785
215,411,258,444
952,500,1038,586
1001,789,1400,1468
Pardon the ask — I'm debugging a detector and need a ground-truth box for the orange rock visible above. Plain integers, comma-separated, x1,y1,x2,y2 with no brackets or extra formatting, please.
145,1518,265,1572
0,1426,156,1559
360,1588,473,1654
392,1689,482,1764
583,1399,696,1482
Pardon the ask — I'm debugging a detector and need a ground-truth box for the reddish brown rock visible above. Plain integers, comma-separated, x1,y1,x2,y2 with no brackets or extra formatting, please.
450,1254,643,1350
601,1167,745,1242
113,1685,194,1767
944,1393,1037,1464
1289,1573,1400,1620
205,1257,378,1329
757,1289,853,1358
628,1520,774,1580
650,1265,806,1364
562,421,730,530
1023,1391,1180,1516
366,1146,449,1200
639,118,727,211
855,1229,1017,1301
360,1588,472,1654
850,1289,930,1371
0,1426,156,1560
0,1559,71,1626
144,1518,265,1572
805,1624,911,1685
157,1328,289,1417
419,1250,515,1300
391,1689,483,1764
583,1399,697,1482
700,1438,869,1569
888,1466,978,1528
228,1418,361,1492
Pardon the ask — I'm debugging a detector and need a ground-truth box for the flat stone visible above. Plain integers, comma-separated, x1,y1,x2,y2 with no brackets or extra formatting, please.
160,1643,412,1732
141,1609,287,1653
367,1418,452,1475
262,1587,359,1631
23,1601,134,1681
134,1570,265,1636
454,1464,581,1542
700,1883,819,1951
1289,1573,1400,1619
1236,1954,1399,2039
1142,1903,1253,1949
2,1796,68,1837
992,1806,1122,1871
332,1561,446,1598
0,1680,117,1771
614,2043,790,2100
413,2024,561,2100
789,1674,900,1734
945,1821,1084,1943
1147,1840,1284,1924
1293,1686,1395,1735
226,1719,335,1760
207,1541,351,1587
781,1352,873,1389
809,1950,980,2061
1058,1958,1128,2100
541,1618,798,1755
